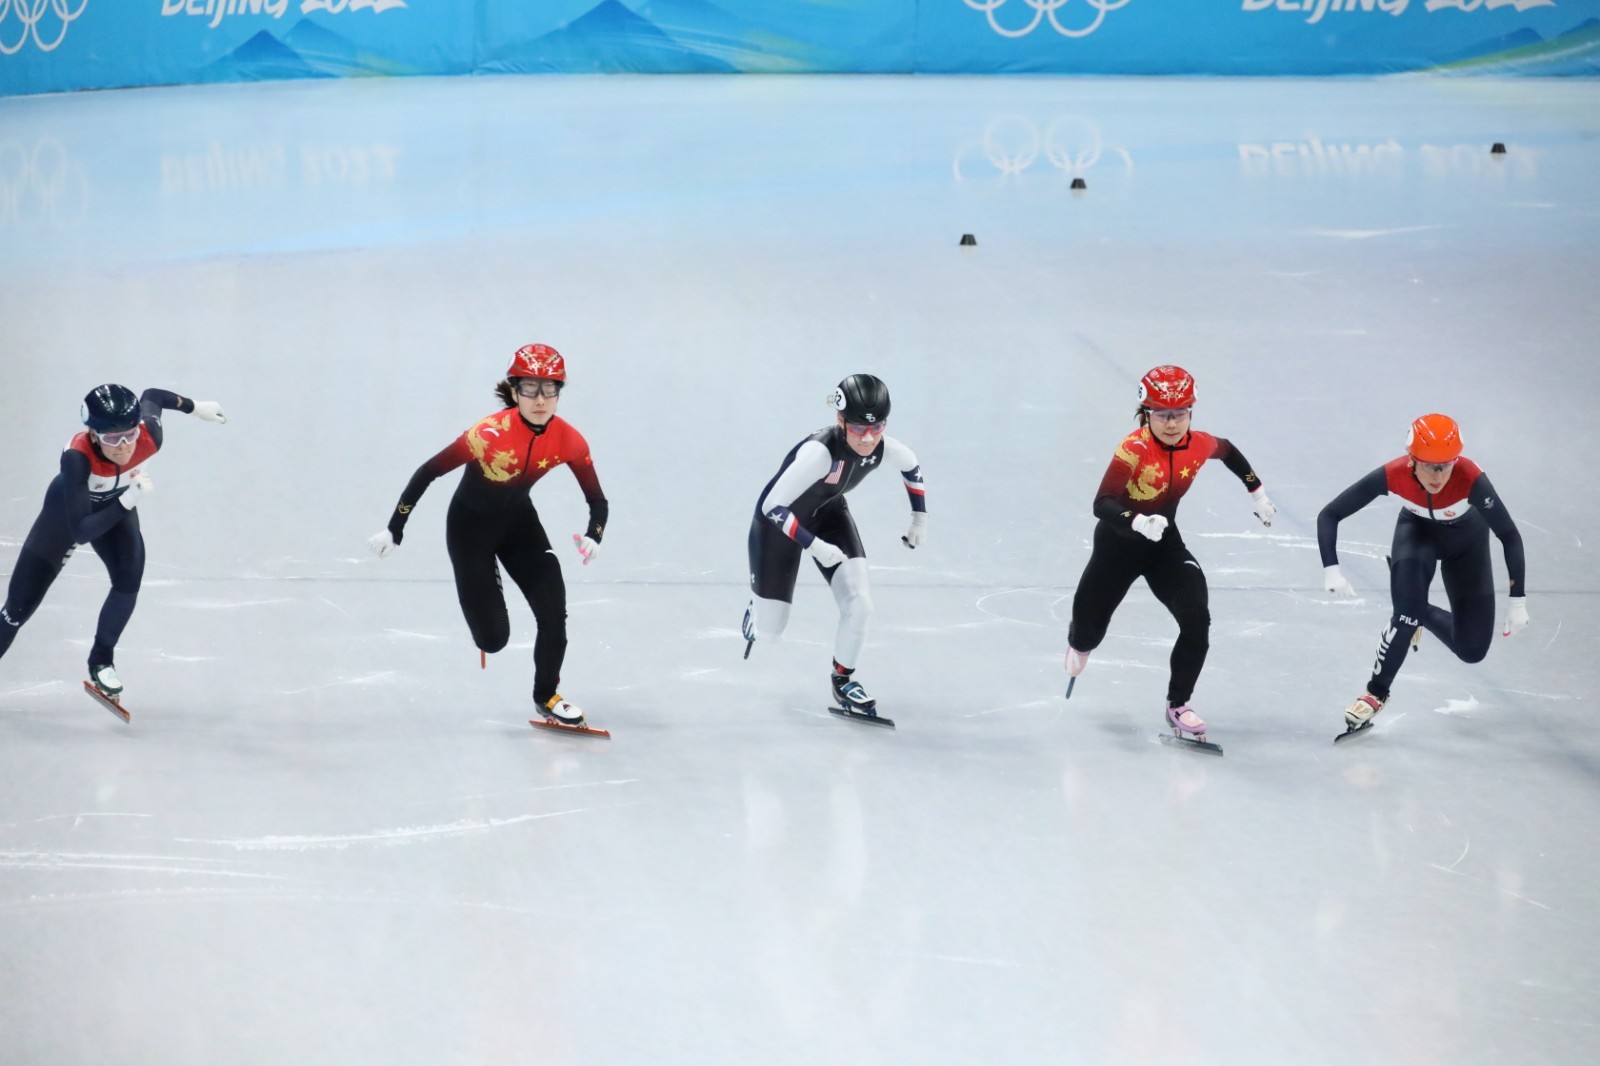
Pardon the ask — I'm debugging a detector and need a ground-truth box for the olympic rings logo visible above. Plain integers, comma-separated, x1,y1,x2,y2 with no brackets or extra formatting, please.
953,115,1133,187
0,137,89,230
0,0,88,56
964,0,1134,40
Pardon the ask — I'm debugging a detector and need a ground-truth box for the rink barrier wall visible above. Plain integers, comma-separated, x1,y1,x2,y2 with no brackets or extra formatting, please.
3,1,1599,97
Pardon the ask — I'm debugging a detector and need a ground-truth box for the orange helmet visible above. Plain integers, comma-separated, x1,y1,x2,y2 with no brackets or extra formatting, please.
1407,413,1462,464
507,343,565,382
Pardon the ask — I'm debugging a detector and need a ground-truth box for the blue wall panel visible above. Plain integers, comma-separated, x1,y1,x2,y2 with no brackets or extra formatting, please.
3,1,1599,97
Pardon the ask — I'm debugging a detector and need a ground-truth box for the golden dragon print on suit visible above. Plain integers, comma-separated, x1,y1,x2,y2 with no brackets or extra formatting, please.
466,411,521,483
1117,439,1167,502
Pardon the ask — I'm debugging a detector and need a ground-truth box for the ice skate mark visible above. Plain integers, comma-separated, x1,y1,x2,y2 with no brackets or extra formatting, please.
1088,657,1163,672
276,671,399,695
318,596,351,619
848,947,1020,969
1306,224,1445,240
1427,863,1549,911
1431,696,1480,716
679,667,720,679
155,651,214,662
0,850,296,881
382,628,446,640
962,698,1057,718
1192,531,1313,546
1237,622,1275,637
974,585,1069,630
429,779,640,805
2,680,63,698
1445,835,1471,872
1497,688,1577,702
1544,620,1562,651
181,805,641,851
178,598,295,610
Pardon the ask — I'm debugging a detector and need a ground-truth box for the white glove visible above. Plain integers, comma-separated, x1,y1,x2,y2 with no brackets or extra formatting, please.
572,534,601,566
1502,596,1529,637
1130,514,1168,542
368,530,398,558
808,538,846,569
1324,564,1356,599
1249,487,1277,527
191,400,227,424
902,512,927,549
119,473,153,510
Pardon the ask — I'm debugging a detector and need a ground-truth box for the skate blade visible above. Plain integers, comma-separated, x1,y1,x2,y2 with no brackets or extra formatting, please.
530,717,610,739
827,706,896,729
1334,721,1375,745
82,680,130,723
1064,676,1076,700
743,639,753,661
1159,731,1222,756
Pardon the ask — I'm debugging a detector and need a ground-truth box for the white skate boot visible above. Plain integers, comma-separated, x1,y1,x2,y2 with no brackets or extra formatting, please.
539,693,586,726
88,663,123,699
1344,692,1385,731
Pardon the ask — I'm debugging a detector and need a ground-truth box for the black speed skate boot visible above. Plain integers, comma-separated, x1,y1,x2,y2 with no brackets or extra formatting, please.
830,665,877,717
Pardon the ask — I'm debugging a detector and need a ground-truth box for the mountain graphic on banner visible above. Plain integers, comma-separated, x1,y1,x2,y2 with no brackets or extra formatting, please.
481,0,736,74
198,30,326,84
633,0,822,71
1434,18,1600,75
284,19,411,76
199,20,411,84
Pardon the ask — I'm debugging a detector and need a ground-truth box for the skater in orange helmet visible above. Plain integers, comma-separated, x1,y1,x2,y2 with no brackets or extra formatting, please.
1318,413,1527,739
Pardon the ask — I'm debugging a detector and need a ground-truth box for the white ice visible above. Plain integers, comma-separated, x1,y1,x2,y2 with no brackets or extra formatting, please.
2,75,1599,1065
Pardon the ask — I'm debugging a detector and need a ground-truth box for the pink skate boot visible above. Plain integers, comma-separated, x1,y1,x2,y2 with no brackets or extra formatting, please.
1165,701,1207,738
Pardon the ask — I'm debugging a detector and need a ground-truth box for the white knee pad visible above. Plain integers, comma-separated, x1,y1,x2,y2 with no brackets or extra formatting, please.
752,596,791,643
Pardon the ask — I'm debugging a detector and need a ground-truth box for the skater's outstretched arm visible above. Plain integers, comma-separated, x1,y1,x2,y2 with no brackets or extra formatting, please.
1316,467,1387,567
882,437,927,547
1470,471,1528,633
1211,438,1276,526
379,438,472,548
1316,467,1387,598
758,441,835,551
562,428,609,563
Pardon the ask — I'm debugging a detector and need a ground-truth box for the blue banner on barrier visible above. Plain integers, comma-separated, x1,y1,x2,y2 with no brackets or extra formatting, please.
3,1,1598,97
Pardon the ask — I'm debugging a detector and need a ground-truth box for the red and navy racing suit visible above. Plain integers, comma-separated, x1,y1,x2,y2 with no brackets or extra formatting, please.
0,389,194,671
1317,455,1525,701
385,408,607,704
1069,425,1264,706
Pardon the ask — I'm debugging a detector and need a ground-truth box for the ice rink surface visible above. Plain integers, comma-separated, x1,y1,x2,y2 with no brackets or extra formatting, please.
2,74,1599,1064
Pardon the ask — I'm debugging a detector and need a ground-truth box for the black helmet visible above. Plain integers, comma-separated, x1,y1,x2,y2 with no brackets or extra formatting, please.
81,384,140,434
830,373,891,426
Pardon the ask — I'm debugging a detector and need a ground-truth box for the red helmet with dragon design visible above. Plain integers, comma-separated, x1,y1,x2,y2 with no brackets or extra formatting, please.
506,343,566,382
1138,365,1196,410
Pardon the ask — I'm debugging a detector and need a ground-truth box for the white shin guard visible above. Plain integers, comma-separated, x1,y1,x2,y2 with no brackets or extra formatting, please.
828,557,874,668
